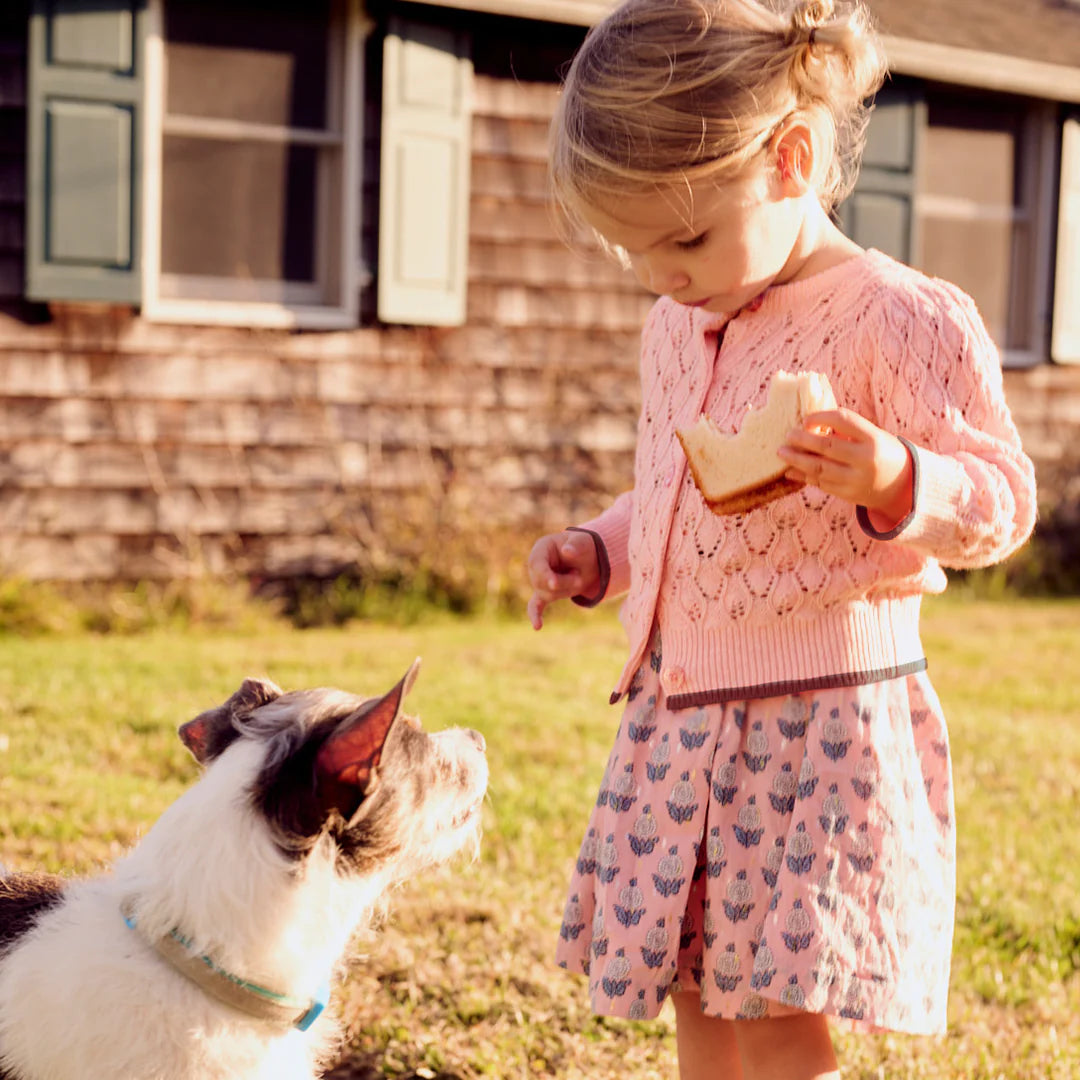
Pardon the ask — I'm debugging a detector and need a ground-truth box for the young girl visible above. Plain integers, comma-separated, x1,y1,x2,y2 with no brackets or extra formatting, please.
526,1,1038,1077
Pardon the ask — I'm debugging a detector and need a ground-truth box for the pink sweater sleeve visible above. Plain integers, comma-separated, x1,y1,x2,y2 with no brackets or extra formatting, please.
574,491,634,602
858,283,1037,569
571,300,671,604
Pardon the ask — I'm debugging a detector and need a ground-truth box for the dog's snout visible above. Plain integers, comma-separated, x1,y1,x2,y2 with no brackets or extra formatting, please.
467,729,486,753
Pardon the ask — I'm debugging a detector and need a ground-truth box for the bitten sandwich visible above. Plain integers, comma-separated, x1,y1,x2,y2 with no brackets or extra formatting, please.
677,370,837,515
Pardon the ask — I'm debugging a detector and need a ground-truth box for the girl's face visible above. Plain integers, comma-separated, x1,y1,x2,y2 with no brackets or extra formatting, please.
581,160,815,315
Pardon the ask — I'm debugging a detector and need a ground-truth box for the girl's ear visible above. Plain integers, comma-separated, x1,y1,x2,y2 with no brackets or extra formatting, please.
773,120,816,194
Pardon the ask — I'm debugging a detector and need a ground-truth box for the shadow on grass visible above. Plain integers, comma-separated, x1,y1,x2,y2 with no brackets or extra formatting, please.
326,1059,466,1080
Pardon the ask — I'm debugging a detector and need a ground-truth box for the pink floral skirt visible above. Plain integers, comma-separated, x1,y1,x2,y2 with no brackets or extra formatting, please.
556,628,955,1034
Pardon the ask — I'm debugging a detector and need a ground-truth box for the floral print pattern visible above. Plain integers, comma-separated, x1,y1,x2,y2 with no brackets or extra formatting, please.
557,628,955,1034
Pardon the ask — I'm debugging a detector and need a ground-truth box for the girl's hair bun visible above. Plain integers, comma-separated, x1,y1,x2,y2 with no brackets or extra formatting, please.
550,0,887,227
790,0,835,38
783,0,887,204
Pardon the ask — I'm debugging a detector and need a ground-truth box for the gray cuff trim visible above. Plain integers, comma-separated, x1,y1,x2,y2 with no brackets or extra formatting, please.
566,527,609,608
857,435,919,541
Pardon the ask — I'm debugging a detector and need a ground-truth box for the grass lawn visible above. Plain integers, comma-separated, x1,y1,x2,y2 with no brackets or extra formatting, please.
1,594,1078,1078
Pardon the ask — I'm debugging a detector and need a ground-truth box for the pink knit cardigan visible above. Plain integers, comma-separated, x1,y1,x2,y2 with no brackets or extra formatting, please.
576,249,1037,708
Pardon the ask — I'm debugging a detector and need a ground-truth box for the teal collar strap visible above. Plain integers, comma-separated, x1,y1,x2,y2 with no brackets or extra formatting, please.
121,899,329,1031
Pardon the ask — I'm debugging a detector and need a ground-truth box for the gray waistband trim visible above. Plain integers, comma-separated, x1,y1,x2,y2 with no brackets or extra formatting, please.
663,658,929,710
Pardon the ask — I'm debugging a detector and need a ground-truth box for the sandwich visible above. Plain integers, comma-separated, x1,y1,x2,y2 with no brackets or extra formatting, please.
676,369,837,515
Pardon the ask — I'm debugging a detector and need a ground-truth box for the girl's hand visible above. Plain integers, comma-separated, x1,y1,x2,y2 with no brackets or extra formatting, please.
526,530,600,630
778,408,914,530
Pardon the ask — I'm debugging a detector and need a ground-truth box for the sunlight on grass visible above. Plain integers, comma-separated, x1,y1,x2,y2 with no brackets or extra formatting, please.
1,596,1078,1077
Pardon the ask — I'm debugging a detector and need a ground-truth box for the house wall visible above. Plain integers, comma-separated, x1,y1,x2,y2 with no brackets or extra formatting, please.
0,12,651,584
0,7,1076,587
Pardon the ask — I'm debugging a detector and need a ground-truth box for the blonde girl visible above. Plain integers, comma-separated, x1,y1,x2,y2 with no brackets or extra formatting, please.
526,0,1037,1077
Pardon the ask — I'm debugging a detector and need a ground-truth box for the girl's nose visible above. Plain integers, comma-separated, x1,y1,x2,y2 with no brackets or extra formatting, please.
635,257,690,297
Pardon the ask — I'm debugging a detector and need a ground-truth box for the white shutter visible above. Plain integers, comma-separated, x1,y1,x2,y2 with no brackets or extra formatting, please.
377,18,472,326
1052,117,1080,364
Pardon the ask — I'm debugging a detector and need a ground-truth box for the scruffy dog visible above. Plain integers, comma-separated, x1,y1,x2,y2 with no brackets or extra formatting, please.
0,661,487,1080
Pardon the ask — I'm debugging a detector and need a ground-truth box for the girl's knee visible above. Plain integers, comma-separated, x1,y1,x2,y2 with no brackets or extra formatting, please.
671,993,742,1080
733,1012,839,1080
672,996,840,1080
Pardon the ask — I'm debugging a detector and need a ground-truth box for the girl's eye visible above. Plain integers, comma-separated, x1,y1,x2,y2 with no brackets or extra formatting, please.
676,232,708,251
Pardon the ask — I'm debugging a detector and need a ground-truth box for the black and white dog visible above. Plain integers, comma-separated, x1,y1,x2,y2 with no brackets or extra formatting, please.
0,661,487,1080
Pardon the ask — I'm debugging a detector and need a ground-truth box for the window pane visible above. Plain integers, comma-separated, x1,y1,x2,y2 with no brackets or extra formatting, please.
920,217,1012,345
161,136,317,283
164,0,331,129
917,96,1030,352
922,101,1020,205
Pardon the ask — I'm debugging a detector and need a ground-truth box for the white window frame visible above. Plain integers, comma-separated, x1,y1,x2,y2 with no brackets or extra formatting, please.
915,99,1058,369
141,0,369,329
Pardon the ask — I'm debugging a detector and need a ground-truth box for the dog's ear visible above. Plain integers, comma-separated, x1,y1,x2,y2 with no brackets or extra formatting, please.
313,659,420,816
179,677,283,764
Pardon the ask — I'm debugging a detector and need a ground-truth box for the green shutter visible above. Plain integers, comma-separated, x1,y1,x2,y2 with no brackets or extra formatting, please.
838,86,924,266
1052,116,1080,364
377,17,471,326
26,0,145,303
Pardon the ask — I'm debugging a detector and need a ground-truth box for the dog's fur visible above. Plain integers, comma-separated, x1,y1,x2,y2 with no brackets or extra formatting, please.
0,662,487,1080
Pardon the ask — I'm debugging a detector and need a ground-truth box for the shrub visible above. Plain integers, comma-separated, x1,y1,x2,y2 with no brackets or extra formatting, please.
0,578,277,636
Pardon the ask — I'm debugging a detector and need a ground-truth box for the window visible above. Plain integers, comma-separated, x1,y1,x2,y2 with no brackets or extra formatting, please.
143,0,363,328
841,84,1059,367
916,93,1057,367
26,0,473,328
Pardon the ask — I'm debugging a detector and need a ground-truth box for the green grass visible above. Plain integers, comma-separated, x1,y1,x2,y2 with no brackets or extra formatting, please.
1,595,1078,1078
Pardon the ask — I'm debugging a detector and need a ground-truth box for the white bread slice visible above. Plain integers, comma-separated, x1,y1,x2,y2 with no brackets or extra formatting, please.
677,370,837,515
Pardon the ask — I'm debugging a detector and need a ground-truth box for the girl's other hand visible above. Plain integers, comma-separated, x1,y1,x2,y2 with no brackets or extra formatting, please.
778,408,914,531
526,530,600,630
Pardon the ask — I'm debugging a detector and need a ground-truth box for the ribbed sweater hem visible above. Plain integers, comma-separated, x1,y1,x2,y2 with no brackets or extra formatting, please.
610,594,926,706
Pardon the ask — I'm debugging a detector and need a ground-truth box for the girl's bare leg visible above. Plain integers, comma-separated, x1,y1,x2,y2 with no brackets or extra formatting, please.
672,992,743,1080
672,992,840,1080
734,1012,839,1080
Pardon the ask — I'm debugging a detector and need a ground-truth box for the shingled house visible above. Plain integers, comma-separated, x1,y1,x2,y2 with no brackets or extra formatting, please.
0,0,1077,588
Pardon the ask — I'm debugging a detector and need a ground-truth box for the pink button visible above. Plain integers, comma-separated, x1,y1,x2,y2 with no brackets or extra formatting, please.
664,667,686,689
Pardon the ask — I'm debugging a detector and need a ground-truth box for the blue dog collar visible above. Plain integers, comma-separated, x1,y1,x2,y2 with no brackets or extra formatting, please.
123,901,330,1031
296,983,330,1031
